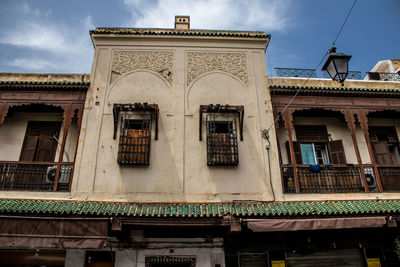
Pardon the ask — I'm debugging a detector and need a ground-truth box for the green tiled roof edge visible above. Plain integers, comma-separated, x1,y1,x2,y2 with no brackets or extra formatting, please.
90,29,270,39
0,81,90,86
0,199,399,217
270,85,400,92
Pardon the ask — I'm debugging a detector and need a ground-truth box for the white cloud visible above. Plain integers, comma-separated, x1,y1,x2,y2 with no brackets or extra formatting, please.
9,58,58,71
0,1,94,73
0,22,69,53
123,0,293,31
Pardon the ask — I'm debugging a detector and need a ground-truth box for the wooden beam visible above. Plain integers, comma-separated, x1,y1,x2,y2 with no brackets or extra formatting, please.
357,110,383,192
344,109,369,192
53,104,72,192
283,109,300,193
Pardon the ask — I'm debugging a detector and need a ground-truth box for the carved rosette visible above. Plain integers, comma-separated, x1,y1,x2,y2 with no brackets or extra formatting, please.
111,50,173,84
187,51,249,86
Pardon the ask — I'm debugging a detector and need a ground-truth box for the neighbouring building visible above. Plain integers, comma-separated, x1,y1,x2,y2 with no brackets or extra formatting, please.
0,16,400,267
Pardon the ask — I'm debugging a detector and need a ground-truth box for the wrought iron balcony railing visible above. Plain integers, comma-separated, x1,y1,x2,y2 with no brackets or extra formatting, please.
274,68,362,80
0,161,72,192
282,164,381,193
367,72,400,82
378,166,400,192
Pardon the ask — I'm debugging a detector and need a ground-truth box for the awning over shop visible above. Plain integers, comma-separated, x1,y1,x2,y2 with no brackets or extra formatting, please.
0,217,108,249
247,217,387,232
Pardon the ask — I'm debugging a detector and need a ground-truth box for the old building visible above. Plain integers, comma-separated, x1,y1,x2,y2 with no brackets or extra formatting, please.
0,16,399,266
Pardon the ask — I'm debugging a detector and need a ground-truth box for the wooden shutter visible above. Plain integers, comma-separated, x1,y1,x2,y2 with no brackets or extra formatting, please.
19,121,61,162
293,141,303,164
286,141,302,164
19,136,39,161
35,136,58,162
372,142,392,164
328,140,347,165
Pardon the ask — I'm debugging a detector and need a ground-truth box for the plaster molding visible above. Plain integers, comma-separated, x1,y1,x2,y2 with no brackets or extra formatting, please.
187,51,249,87
111,50,174,84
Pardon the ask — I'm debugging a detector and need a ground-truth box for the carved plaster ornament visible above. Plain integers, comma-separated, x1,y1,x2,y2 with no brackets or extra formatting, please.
187,52,249,86
111,51,173,84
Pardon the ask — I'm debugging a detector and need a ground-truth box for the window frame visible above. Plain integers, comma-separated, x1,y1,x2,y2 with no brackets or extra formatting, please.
113,103,159,166
291,125,347,165
206,115,239,166
199,104,244,167
117,114,152,166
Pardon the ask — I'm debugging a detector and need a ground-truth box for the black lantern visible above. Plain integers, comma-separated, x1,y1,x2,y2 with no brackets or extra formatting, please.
321,47,352,84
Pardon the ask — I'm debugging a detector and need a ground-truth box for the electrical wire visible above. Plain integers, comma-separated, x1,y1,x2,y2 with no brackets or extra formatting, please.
266,51,328,132
332,0,358,47
266,0,358,132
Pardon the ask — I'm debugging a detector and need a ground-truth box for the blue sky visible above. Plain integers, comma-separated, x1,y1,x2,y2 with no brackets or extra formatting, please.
0,0,399,77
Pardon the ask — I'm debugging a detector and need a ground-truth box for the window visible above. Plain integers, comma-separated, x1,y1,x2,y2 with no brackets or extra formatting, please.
287,125,346,165
369,126,400,164
299,143,329,165
199,105,243,166
113,103,159,166
117,116,151,165
206,118,239,166
19,121,61,162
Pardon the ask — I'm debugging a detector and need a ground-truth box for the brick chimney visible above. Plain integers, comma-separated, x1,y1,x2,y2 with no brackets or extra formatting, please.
175,15,190,30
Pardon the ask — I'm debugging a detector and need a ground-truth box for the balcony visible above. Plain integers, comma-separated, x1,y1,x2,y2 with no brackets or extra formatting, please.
378,166,400,192
282,164,400,193
0,162,73,192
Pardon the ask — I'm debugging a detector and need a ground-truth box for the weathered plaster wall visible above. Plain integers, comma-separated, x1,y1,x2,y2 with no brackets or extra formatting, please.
72,36,275,202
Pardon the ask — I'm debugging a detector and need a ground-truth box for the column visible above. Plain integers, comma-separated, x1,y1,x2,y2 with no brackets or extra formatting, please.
344,109,369,192
357,110,383,192
282,109,300,193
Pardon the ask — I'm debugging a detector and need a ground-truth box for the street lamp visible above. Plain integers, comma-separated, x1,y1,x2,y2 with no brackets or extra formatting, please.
322,47,352,85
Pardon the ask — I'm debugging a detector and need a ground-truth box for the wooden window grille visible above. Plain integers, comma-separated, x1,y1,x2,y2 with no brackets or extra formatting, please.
295,125,329,142
206,114,239,166
113,103,158,166
117,114,151,165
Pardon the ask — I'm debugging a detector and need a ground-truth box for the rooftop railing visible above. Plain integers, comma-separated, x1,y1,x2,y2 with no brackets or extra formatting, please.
367,72,400,82
274,68,400,81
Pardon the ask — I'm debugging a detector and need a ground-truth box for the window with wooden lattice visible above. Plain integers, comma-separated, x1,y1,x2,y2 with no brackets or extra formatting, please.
286,125,347,165
369,126,400,165
199,104,244,166
206,116,239,166
117,115,151,165
114,103,158,166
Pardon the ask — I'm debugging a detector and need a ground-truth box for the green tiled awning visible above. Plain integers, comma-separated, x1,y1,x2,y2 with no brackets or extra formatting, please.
270,85,400,95
0,199,399,218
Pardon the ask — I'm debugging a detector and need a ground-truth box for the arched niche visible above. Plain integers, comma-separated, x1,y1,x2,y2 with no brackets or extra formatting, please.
107,70,172,113
186,72,249,113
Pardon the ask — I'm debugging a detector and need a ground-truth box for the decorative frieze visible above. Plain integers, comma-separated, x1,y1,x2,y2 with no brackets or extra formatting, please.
187,52,248,86
111,51,173,84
